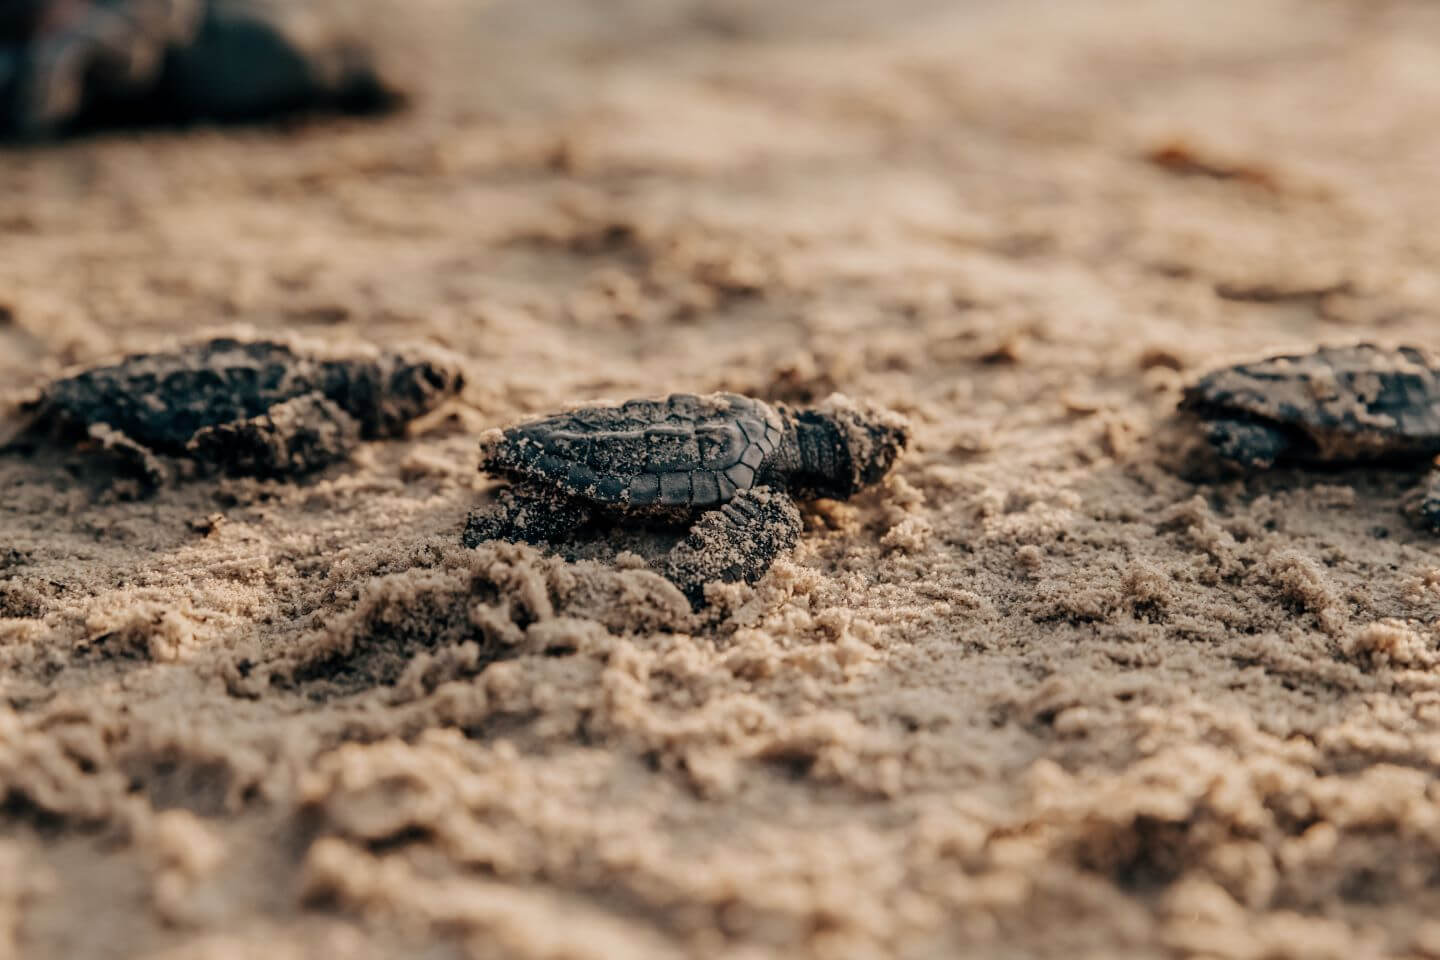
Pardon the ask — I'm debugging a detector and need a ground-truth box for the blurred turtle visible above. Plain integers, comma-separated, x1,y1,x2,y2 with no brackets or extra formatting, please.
8,337,462,487
0,0,396,139
1181,343,1440,529
463,392,909,605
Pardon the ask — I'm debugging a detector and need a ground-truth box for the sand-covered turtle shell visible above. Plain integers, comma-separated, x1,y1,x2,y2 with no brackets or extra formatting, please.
479,393,786,507
41,339,327,456
1182,343,1440,461
34,337,463,457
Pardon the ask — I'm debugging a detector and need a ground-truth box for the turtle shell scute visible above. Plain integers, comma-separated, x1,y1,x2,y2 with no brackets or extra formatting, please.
481,392,785,506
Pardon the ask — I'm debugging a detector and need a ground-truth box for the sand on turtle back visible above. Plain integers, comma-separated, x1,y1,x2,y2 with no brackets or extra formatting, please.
41,339,325,456
478,393,785,508
1182,344,1440,462
17,337,465,484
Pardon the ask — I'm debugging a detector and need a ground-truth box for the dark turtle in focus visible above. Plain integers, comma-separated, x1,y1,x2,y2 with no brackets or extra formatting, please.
462,392,909,606
0,0,395,140
7,337,463,488
1181,342,1440,529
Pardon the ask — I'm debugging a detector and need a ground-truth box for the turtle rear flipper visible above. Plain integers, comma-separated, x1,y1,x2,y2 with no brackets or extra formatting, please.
654,487,801,608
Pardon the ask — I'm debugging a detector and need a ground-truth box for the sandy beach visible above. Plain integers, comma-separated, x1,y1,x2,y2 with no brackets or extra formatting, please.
5,1,1440,956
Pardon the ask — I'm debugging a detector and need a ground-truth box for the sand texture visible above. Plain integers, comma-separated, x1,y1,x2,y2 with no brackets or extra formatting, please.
5,1,1440,957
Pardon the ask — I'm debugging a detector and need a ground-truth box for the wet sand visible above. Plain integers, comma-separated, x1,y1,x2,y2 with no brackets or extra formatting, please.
5,1,1440,957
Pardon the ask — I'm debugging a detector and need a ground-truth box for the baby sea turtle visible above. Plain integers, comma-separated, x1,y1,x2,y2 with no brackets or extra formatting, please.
0,0,394,140
462,392,909,605
1181,343,1440,529
7,337,463,487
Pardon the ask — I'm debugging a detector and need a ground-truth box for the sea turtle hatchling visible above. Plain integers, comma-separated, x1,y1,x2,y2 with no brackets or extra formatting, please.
462,392,909,605
1181,343,1440,529
6,337,464,487
0,0,393,139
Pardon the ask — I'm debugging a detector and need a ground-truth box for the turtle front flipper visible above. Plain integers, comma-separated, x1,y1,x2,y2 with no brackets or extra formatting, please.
186,393,360,478
462,486,595,549
654,487,802,608
1203,419,1292,470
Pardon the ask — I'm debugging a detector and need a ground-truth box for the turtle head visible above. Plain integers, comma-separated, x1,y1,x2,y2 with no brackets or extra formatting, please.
382,350,466,418
327,347,465,437
796,394,909,498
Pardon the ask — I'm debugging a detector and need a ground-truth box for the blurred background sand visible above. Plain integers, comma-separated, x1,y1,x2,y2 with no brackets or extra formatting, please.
5,0,1440,956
